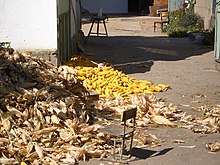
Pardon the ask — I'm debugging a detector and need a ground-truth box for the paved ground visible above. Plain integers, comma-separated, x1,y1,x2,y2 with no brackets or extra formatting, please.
80,14,220,165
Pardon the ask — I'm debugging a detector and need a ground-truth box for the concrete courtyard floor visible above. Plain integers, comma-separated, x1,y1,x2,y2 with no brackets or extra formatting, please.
79,14,220,165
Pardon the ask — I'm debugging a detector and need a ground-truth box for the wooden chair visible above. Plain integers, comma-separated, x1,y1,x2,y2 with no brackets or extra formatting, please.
100,107,137,161
87,14,108,37
154,12,169,32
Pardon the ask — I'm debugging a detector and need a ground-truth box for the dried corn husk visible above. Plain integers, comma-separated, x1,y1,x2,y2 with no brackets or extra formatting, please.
134,130,165,147
206,142,220,152
150,115,175,126
173,139,185,144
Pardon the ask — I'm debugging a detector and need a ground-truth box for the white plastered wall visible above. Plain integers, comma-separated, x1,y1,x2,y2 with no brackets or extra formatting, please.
194,0,214,29
0,0,57,50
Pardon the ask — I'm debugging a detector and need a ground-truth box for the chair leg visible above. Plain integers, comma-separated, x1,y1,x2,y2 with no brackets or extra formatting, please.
129,133,134,157
120,136,125,160
97,20,100,36
103,20,108,36
161,22,167,32
154,22,156,32
88,20,95,37
113,136,116,159
161,23,163,32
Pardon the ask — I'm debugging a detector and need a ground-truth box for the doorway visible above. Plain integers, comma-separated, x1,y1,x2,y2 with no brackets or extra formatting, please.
128,0,139,12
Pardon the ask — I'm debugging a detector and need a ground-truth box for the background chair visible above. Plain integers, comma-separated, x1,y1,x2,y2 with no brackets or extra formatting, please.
154,12,169,32
100,107,137,161
87,11,108,37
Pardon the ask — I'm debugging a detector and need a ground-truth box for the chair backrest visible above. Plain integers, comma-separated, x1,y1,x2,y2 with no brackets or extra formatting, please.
160,12,168,21
121,107,137,123
97,6,103,17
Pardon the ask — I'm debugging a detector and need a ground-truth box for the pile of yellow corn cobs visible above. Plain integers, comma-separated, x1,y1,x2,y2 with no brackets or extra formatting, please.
67,56,170,98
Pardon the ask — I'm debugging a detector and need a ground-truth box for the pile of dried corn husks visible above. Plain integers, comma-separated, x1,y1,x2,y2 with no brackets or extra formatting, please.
0,50,172,164
0,49,104,164
67,56,170,98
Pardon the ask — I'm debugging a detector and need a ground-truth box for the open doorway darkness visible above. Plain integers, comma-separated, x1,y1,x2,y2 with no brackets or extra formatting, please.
128,0,139,12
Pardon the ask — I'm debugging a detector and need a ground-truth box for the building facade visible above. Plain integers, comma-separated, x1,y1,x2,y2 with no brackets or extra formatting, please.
194,0,215,29
0,0,82,65
0,0,57,50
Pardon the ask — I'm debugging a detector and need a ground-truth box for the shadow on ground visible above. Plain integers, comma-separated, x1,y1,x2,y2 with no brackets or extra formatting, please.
130,147,173,160
81,13,151,25
83,36,213,74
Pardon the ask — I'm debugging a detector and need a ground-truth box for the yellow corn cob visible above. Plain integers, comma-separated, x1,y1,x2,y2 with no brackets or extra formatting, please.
77,70,86,77
99,81,108,88
78,76,85,81
135,80,152,85
21,162,27,165
92,82,97,89
150,86,162,92
121,90,133,97
102,66,112,70
157,84,170,90
86,78,92,85
144,90,154,94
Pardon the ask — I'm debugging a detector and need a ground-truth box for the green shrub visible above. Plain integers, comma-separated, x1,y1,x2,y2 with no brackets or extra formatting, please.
167,29,188,37
166,6,204,37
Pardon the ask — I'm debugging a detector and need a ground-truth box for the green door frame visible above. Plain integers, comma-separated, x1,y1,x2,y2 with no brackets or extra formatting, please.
57,0,71,65
215,0,220,62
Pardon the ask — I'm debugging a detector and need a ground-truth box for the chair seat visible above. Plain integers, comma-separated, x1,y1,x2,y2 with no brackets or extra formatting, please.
100,124,134,137
92,15,108,20
154,20,168,23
